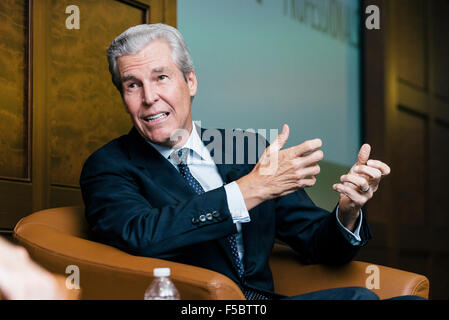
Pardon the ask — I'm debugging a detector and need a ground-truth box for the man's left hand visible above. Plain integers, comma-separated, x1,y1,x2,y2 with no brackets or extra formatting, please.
332,144,391,231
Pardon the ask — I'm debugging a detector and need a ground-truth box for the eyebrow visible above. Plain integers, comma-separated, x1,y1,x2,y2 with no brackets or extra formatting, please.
152,67,167,73
120,67,169,83
120,74,138,83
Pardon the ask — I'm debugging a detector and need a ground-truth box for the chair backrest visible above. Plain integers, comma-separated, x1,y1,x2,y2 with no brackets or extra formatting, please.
16,206,89,239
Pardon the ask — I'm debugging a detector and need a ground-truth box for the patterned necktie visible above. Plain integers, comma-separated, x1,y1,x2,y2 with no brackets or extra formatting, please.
174,149,244,277
173,148,268,300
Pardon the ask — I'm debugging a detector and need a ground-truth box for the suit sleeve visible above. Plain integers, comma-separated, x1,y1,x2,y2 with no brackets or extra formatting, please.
274,189,373,265
79,152,237,259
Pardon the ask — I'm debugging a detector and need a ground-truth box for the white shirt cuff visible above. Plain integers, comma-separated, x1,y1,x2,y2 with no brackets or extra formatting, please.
224,181,251,223
335,206,363,246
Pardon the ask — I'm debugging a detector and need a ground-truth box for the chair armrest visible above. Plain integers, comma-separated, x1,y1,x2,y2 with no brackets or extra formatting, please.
14,223,245,300
53,274,81,300
269,244,429,299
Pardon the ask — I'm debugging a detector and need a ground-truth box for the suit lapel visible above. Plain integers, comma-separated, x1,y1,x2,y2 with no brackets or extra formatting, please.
125,128,197,202
200,127,249,183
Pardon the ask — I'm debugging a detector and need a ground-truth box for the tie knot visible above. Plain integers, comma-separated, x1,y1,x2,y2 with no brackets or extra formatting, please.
171,148,189,165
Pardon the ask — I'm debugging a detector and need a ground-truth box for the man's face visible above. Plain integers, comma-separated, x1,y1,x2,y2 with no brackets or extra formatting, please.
117,40,197,147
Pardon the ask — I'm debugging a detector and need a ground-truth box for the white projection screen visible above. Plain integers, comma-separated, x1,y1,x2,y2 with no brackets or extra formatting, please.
178,0,361,167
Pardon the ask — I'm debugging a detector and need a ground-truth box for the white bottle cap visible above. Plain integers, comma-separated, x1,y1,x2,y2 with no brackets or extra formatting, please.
153,267,171,277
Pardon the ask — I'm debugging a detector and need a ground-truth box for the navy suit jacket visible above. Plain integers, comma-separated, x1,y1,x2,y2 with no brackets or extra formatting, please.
80,126,373,295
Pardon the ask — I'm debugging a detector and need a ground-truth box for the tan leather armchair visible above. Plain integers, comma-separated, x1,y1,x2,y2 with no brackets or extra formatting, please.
13,206,429,300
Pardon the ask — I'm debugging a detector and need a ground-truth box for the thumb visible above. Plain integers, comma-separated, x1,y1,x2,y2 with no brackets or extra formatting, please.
270,124,289,152
356,143,371,165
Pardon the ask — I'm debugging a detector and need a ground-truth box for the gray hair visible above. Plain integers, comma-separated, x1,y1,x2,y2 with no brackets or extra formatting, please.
106,23,194,93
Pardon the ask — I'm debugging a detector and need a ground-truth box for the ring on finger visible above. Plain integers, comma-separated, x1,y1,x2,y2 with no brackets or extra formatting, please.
360,185,370,193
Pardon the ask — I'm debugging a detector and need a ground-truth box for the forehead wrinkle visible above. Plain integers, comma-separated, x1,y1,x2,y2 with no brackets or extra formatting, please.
121,65,171,80
119,58,155,75
118,40,175,77
118,57,172,77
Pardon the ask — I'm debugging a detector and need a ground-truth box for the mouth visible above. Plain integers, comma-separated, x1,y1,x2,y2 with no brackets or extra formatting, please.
141,112,170,124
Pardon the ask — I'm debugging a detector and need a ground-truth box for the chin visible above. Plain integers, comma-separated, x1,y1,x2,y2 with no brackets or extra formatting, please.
144,128,176,146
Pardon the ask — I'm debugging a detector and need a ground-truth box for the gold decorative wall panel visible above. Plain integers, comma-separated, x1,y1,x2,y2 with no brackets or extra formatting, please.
0,0,173,229
0,0,29,179
48,0,146,186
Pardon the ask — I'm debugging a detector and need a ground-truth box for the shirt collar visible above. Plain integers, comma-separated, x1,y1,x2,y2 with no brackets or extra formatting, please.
146,122,206,161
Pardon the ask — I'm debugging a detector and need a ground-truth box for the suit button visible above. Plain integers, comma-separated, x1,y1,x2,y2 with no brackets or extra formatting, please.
206,213,213,221
199,214,206,222
212,210,220,218
192,217,199,224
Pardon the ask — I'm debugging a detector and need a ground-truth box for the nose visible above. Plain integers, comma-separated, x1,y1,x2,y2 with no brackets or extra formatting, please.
142,81,159,105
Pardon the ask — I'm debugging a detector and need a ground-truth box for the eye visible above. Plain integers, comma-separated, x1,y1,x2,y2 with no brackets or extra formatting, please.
158,75,168,81
126,82,140,90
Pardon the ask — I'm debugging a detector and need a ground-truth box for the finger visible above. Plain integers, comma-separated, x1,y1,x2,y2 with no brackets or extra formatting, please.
303,177,317,187
297,164,321,179
265,124,289,155
333,183,366,205
274,124,290,150
340,174,370,192
299,177,317,188
356,144,371,166
353,165,382,180
278,176,317,196
366,159,391,175
287,138,322,158
261,125,289,166
292,149,323,168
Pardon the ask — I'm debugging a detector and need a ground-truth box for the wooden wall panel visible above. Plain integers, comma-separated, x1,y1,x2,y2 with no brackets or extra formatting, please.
47,0,147,187
396,0,426,88
432,254,449,299
431,0,449,100
398,250,429,277
50,185,83,208
0,182,32,229
432,122,449,228
0,0,29,179
393,110,427,226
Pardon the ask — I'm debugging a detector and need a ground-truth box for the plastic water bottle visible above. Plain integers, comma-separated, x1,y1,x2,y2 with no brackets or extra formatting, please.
144,267,180,300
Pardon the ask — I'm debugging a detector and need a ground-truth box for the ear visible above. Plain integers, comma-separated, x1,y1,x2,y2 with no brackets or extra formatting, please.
185,71,198,97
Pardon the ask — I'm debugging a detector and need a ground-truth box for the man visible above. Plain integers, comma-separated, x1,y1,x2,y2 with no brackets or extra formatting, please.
80,23,391,300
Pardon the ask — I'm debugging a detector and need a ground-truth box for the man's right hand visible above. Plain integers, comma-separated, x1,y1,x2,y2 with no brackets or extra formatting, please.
236,124,323,211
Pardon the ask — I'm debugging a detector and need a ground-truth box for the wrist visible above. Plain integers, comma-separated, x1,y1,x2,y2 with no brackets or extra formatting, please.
337,207,360,232
236,173,266,211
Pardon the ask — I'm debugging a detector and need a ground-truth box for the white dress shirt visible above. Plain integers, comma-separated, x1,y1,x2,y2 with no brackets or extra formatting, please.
147,122,363,262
